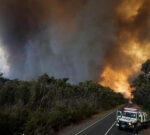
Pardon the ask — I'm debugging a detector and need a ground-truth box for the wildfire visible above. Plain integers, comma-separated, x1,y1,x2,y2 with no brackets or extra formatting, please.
99,0,150,98
100,67,131,98
100,40,150,98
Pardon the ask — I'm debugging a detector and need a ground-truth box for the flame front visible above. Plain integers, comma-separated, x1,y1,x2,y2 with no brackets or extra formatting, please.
99,0,150,98
100,66,131,98
100,39,150,98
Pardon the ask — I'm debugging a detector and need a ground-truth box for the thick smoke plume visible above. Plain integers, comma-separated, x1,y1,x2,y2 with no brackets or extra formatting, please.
0,0,150,97
100,0,150,97
0,0,119,82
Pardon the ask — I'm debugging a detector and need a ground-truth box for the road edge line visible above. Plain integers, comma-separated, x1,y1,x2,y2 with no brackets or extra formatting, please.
104,121,116,135
75,110,115,135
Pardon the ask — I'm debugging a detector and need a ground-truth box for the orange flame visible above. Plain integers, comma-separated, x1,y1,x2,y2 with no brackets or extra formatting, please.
99,0,150,98
100,67,132,98
100,40,150,98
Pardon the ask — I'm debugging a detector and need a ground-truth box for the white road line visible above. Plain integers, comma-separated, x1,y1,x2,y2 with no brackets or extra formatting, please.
104,121,116,135
75,111,115,135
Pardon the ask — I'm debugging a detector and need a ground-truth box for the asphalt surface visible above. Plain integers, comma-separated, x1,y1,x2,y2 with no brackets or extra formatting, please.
76,105,138,135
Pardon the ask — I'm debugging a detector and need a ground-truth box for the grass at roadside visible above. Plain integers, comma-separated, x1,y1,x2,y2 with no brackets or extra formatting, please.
56,104,125,135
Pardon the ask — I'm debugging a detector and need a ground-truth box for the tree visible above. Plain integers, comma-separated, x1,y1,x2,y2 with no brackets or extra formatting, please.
0,74,125,135
132,59,150,110
141,59,150,74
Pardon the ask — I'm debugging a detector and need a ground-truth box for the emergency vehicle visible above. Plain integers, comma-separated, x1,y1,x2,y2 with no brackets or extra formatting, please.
116,107,147,131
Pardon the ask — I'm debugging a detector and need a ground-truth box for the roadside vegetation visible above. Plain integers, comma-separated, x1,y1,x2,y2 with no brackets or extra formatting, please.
0,73,125,135
132,59,150,111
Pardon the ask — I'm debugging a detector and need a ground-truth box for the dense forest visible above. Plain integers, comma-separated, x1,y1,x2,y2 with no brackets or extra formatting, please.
132,59,150,111
0,73,125,135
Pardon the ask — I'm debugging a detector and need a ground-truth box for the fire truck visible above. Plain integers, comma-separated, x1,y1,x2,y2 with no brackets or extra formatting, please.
116,107,148,132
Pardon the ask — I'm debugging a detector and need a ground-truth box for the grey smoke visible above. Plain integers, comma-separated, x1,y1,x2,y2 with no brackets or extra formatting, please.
0,0,119,83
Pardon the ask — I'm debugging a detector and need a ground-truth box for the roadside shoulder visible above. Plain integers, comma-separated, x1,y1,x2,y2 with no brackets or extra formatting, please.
56,105,124,135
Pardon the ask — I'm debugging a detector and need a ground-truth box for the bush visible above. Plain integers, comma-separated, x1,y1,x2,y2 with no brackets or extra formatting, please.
132,59,150,110
0,74,125,135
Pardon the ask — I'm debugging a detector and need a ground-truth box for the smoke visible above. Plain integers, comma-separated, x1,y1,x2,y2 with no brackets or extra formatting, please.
100,0,150,97
0,0,150,97
0,0,119,83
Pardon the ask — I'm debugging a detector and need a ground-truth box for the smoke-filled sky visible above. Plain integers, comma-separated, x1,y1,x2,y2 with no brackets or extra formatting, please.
0,0,150,97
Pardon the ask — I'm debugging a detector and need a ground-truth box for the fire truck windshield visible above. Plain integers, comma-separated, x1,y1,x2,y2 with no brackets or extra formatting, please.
123,112,137,118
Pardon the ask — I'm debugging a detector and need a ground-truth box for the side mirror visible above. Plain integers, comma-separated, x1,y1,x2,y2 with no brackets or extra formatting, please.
116,111,122,119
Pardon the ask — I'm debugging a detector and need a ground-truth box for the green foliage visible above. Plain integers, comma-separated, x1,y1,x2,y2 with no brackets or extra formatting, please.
0,74,125,135
132,59,150,110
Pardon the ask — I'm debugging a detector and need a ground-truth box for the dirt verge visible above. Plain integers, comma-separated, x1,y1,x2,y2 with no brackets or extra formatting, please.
56,105,125,135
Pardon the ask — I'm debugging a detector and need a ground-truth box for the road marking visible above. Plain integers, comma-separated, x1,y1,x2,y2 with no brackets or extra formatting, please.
75,111,115,135
104,121,116,135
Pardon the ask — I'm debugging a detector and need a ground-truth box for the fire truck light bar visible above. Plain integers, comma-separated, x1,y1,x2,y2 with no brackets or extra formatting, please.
124,108,137,112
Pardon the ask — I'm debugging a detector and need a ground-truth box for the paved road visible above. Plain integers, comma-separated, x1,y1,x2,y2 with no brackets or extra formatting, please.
75,105,138,135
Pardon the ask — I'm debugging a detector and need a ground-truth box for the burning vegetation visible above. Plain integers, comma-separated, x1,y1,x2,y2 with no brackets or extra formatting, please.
100,0,150,98
0,0,150,98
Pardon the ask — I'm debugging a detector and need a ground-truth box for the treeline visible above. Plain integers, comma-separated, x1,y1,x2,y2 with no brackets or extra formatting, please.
0,74,125,135
132,59,150,110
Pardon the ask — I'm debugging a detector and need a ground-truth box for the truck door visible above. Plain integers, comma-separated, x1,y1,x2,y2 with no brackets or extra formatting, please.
138,113,143,123
142,113,146,122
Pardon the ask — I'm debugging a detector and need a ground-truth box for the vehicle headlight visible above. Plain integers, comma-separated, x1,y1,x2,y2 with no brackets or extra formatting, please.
117,120,119,123
128,122,132,126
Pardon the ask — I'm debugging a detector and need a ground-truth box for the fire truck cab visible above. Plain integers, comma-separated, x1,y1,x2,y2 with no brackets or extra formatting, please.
116,107,147,131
